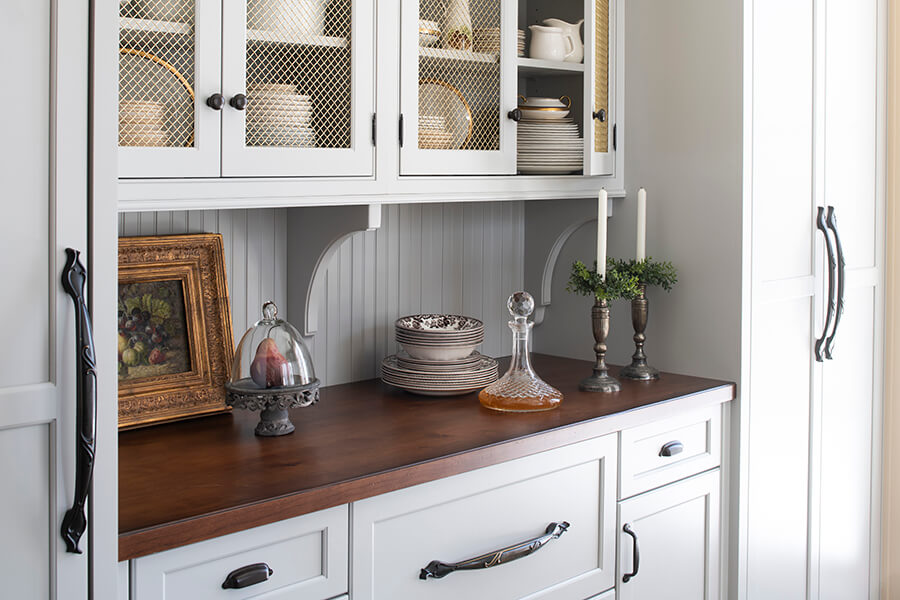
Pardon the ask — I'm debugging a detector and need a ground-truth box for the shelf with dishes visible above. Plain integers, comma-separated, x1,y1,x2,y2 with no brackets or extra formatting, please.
119,16,191,37
517,57,585,76
418,46,499,65
246,29,349,48
515,95,584,175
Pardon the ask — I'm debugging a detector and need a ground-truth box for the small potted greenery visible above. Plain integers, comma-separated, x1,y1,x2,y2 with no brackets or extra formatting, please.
610,258,677,380
566,259,639,393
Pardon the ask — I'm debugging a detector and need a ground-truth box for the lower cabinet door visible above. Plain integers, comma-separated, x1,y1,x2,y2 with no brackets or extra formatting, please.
131,505,348,600
352,435,618,600
617,469,720,600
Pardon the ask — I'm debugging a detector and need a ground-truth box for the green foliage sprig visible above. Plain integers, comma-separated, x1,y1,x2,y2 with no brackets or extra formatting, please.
612,258,678,292
567,259,640,302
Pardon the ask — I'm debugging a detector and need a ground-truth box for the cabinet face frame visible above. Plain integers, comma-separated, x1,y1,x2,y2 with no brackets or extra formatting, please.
220,0,376,177
118,0,224,178
398,0,518,175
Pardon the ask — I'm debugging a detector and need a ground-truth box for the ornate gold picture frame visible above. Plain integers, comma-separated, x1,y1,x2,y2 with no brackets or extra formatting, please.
118,234,233,429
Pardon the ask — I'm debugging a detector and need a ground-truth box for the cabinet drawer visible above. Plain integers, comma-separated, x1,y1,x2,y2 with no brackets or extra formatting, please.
619,406,721,498
132,505,348,600
352,435,617,600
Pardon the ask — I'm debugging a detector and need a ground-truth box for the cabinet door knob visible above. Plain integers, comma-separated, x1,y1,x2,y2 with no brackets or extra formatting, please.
230,93,248,111
507,108,522,122
222,563,273,589
659,440,684,457
206,93,225,110
593,109,607,122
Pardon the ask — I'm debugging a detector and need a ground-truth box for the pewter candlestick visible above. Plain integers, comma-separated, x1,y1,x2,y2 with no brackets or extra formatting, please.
620,285,660,380
579,298,621,393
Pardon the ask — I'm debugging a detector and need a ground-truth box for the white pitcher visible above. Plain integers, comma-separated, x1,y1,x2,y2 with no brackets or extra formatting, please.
528,25,574,62
542,18,584,63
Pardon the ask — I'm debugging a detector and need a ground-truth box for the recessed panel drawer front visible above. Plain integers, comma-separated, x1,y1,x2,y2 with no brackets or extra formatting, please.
619,406,721,499
352,435,618,600
132,505,348,600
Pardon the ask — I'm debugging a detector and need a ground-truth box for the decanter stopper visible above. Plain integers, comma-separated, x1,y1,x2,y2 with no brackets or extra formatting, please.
478,291,563,412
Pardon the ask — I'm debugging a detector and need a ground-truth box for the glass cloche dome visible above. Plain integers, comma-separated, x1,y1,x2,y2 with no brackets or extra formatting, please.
225,301,319,436
231,301,316,389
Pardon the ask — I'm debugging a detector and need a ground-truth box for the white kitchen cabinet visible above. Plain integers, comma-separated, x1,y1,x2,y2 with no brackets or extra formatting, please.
352,435,618,600
131,505,348,600
741,0,884,597
118,0,375,179
616,470,720,600
0,0,109,598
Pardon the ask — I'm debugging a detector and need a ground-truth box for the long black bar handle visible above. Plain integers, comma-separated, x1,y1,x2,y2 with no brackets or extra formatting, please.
622,523,640,583
60,249,97,554
814,207,837,362
419,522,570,580
824,206,845,359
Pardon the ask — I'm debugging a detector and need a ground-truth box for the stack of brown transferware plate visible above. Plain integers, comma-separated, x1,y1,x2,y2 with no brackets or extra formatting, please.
381,314,498,396
119,100,169,147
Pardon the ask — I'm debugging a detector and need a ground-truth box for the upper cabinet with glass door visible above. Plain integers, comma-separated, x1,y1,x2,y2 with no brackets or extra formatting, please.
514,0,615,177
221,0,374,176
399,0,518,175
118,0,374,179
118,0,222,177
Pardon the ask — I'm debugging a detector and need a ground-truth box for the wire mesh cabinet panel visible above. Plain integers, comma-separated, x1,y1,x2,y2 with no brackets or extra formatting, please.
399,0,517,175
118,0,223,177
221,0,374,177
585,0,615,176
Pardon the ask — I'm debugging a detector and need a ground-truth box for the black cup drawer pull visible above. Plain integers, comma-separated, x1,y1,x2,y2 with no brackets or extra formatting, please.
419,521,570,580
659,440,684,457
222,563,273,589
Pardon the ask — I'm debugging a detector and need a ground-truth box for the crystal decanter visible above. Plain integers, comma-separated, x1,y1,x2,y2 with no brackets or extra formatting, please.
478,291,563,412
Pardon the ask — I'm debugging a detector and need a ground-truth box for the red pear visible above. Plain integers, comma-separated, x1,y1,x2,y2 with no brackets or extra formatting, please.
250,338,291,388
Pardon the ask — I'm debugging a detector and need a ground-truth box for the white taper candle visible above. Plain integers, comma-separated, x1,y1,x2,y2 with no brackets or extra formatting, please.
598,189,608,279
636,188,647,261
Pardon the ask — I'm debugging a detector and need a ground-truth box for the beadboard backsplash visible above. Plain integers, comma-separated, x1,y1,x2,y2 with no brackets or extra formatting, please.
119,203,524,386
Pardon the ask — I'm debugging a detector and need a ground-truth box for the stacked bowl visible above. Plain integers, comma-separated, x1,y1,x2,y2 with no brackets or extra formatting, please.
382,314,498,396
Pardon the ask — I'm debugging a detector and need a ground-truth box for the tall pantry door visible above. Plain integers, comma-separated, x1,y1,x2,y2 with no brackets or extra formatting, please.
745,0,818,597
743,0,884,598
816,0,883,597
0,0,91,598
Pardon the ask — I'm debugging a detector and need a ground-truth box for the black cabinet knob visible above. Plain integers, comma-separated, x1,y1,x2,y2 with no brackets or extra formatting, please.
230,93,248,111
593,109,607,122
206,93,225,110
507,108,522,122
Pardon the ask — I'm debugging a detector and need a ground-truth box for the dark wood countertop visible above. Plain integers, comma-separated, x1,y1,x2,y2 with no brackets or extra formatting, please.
119,354,734,560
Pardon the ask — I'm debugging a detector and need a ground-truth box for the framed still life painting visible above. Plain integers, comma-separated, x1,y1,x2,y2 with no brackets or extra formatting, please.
117,234,234,428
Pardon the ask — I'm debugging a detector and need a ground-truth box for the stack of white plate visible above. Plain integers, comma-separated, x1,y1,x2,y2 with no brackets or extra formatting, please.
473,27,500,53
517,29,526,56
517,118,583,174
382,314,498,396
419,115,453,149
246,83,316,147
381,354,498,396
119,100,169,147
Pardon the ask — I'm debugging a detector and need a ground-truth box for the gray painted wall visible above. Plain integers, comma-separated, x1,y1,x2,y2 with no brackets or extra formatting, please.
119,202,524,386
528,0,743,383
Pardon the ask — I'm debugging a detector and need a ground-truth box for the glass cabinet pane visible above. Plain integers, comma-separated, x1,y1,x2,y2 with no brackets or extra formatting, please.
417,0,501,152
119,0,196,149
244,0,352,150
